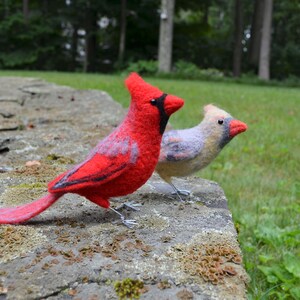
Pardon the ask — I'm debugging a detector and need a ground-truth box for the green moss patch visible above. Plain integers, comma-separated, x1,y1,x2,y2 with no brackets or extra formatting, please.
45,154,75,165
0,186,46,206
114,278,146,300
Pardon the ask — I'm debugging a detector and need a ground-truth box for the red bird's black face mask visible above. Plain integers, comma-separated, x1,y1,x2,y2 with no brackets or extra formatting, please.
149,93,169,134
149,93,185,134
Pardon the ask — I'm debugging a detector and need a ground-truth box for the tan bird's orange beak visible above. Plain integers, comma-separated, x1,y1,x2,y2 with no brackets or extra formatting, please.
229,119,248,138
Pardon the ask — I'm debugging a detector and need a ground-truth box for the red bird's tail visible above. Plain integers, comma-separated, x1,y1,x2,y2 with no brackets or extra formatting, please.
0,193,61,224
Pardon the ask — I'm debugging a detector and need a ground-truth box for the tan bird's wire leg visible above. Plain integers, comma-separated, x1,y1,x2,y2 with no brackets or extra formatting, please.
169,182,190,202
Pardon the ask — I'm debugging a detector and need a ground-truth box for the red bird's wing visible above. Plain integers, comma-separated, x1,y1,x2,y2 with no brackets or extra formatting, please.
48,136,139,193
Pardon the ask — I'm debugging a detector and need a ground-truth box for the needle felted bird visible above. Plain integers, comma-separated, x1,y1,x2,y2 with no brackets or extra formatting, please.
0,73,184,227
155,104,247,197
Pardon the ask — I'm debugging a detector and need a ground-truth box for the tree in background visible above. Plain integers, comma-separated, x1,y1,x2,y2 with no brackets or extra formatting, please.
248,0,264,69
125,0,160,62
118,0,127,65
173,0,234,72
271,0,300,80
158,0,175,72
0,0,299,80
0,0,66,70
83,2,98,72
232,0,243,77
23,0,29,23
258,0,273,80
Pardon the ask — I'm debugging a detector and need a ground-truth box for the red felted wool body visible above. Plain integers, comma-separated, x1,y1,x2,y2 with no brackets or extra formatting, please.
0,73,184,224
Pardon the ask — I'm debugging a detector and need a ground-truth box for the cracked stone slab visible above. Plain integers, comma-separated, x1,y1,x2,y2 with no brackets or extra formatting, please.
0,77,124,165
0,77,248,300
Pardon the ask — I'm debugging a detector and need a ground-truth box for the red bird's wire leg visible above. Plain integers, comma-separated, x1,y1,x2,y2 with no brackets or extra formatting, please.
115,201,142,211
84,193,137,228
109,207,137,228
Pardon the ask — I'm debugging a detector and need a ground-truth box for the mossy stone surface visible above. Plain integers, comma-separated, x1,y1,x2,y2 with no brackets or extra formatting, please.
0,78,248,300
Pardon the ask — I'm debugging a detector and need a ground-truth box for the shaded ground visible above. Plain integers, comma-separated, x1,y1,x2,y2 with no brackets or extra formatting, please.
0,78,248,299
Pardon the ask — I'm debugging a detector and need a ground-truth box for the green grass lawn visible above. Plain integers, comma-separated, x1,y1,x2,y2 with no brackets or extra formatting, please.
1,70,299,299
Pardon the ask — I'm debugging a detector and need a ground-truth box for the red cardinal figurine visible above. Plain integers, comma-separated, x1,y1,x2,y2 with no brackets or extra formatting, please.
0,73,184,227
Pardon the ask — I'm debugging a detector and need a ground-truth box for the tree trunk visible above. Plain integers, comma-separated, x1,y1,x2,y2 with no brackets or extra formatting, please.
71,25,78,71
3,0,8,17
23,0,29,23
84,7,98,73
203,2,209,25
118,0,127,65
158,0,175,73
258,0,273,80
233,0,243,77
42,0,48,15
249,0,264,67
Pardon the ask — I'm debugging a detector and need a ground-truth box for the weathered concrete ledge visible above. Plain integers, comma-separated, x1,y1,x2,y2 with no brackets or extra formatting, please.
0,77,248,299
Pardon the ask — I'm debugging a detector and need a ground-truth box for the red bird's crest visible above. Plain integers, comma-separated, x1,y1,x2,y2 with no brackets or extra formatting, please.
125,72,163,103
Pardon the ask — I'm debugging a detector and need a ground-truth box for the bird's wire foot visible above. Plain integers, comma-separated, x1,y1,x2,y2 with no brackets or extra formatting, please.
171,189,191,196
122,219,138,228
109,207,138,228
169,183,190,202
115,201,142,211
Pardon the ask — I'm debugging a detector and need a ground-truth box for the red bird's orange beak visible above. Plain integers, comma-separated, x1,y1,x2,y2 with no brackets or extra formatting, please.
229,119,248,138
164,95,184,116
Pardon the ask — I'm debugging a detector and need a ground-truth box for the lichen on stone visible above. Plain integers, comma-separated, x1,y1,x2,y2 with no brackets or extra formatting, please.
178,242,242,284
12,162,63,180
45,154,75,164
0,225,47,263
138,214,169,231
11,182,46,189
0,161,63,206
0,186,46,206
170,232,244,285
176,288,194,300
114,278,145,300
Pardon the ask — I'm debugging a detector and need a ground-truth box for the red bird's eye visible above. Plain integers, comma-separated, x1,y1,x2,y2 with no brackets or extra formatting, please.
150,99,157,106
218,119,224,125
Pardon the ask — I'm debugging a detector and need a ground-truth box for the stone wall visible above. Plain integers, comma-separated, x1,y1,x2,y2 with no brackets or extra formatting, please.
0,78,248,299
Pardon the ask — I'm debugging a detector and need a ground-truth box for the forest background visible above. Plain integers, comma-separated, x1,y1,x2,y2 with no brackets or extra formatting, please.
0,0,299,84
0,1,299,299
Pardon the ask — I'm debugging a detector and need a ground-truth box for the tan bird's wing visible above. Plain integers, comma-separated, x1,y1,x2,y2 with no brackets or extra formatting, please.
159,129,204,162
